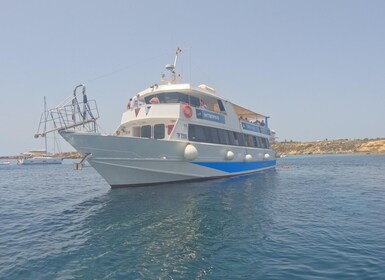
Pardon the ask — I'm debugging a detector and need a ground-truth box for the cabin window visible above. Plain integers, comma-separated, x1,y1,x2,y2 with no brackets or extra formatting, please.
245,135,254,147
190,96,200,107
202,127,212,143
218,99,226,113
178,93,189,104
228,131,236,145
217,129,230,145
208,127,219,144
140,125,151,138
154,124,165,139
161,92,179,103
235,133,245,146
188,125,196,140
188,124,206,142
261,138,270,148
255,137,263,148
253,136,260,148
145,92,201,107
188,124,270,149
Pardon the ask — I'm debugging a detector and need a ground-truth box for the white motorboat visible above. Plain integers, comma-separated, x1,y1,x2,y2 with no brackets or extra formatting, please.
38,49,276,187
17,153,62,165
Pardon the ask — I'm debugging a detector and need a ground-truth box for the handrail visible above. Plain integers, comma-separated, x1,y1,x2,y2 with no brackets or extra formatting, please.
34,85,100,138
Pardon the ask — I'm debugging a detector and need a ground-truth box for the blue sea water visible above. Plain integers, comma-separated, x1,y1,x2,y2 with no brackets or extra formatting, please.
1,154,385,279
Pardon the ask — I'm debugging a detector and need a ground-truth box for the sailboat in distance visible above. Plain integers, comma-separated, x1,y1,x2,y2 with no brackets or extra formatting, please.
17,97,63,165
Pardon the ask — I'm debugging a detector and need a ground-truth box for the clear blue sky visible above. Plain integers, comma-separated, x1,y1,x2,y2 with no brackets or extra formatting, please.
1,0,385,155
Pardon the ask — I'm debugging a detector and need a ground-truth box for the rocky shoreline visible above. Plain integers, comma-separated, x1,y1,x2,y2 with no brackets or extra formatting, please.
0,151,82,160
272,138,385,156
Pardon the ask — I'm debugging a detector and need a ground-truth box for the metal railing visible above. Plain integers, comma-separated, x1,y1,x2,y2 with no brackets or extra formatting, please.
35,84,100,138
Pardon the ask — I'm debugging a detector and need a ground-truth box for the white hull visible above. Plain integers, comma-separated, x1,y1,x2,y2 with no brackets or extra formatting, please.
42,51,278,188
18,156,63,165
60,131,276,187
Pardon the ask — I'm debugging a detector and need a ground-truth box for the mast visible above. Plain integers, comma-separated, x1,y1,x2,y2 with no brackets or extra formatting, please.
161,47,182,84
44,96,48,153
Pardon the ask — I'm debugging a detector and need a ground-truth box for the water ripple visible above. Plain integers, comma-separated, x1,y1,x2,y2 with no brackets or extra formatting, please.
1,155,385,279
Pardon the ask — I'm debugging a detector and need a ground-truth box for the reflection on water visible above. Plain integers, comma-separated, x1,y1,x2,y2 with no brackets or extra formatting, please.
59,170,279,279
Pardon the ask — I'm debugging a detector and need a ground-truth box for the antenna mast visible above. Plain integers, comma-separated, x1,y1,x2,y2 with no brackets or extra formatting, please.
161,48,182,84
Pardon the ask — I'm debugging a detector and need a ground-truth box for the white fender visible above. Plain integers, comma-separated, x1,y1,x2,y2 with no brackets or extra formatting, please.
225,150,235,160
244,154,252,162
184,144,198,160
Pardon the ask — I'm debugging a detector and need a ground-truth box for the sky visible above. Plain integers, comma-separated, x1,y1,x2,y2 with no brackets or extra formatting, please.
1,0,385,155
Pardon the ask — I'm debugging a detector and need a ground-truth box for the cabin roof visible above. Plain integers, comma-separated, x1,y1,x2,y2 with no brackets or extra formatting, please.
137,83,268,119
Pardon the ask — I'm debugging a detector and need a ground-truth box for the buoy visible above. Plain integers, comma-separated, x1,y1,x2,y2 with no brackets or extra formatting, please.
182,104,193,118
184,144,198,160
225,150,234,160
264,153,270,160
283,165,289,169
244,154,252,162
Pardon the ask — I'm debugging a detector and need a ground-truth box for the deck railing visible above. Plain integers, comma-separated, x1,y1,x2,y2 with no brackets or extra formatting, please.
35,85,100,138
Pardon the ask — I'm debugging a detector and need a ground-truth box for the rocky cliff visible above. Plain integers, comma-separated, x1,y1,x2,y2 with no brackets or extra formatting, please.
272,139,385,155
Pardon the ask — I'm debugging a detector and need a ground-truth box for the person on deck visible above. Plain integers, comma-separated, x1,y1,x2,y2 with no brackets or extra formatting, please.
150,95,160,104
127,98,132,109
131,94,140,109
200,99,207,109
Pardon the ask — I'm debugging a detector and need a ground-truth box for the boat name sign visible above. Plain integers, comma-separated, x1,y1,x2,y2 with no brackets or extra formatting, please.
196,109,225,124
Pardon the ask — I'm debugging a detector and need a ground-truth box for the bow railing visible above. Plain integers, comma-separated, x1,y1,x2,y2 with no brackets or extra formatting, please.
34,84,100,138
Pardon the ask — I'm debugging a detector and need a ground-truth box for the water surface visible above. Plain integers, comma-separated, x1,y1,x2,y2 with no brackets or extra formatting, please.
1,155,385,279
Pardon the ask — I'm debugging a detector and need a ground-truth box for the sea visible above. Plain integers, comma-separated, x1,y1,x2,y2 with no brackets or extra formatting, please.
1,154,385,279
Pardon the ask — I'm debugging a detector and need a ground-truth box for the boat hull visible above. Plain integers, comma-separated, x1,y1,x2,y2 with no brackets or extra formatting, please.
60,131,276,187
17,157,63,165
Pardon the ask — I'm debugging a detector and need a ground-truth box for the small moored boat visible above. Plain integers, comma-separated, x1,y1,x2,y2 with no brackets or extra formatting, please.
17,152,62,165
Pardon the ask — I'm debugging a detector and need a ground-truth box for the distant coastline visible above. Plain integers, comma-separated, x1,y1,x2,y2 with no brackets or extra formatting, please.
0,151,81,160
272,138,385,156
2,138,385,159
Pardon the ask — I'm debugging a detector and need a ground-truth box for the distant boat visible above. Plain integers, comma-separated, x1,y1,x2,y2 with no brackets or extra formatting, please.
18,97,63,165
17,152,62,165
0,161,10,165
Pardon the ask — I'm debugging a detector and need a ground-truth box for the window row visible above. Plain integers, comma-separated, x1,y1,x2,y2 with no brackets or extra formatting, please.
188,124,270,149
134,124,165,139
144,92,226,114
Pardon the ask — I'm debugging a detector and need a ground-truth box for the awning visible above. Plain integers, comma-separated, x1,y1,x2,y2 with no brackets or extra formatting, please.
231,103,268,119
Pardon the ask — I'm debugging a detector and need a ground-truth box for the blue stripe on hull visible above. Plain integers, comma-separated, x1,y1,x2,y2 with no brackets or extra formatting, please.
192,160,276,173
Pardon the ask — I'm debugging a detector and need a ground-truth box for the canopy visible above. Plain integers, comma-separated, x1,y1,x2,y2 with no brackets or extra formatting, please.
231,103,268,119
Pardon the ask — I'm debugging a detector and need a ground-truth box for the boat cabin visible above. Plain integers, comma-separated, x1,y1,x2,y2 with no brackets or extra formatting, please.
116,82,272,150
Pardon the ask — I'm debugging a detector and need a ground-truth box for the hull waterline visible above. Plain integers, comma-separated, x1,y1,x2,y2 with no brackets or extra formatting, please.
60,131,276,187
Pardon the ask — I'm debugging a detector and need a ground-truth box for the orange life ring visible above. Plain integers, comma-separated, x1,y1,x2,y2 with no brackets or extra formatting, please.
116,130,121,135
183,104,193,118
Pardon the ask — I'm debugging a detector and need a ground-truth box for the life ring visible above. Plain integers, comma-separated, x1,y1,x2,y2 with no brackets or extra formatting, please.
183,104,193,118
116,130,120,135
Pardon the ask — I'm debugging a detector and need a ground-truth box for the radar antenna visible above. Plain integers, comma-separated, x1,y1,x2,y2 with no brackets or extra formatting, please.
161,48,182,84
